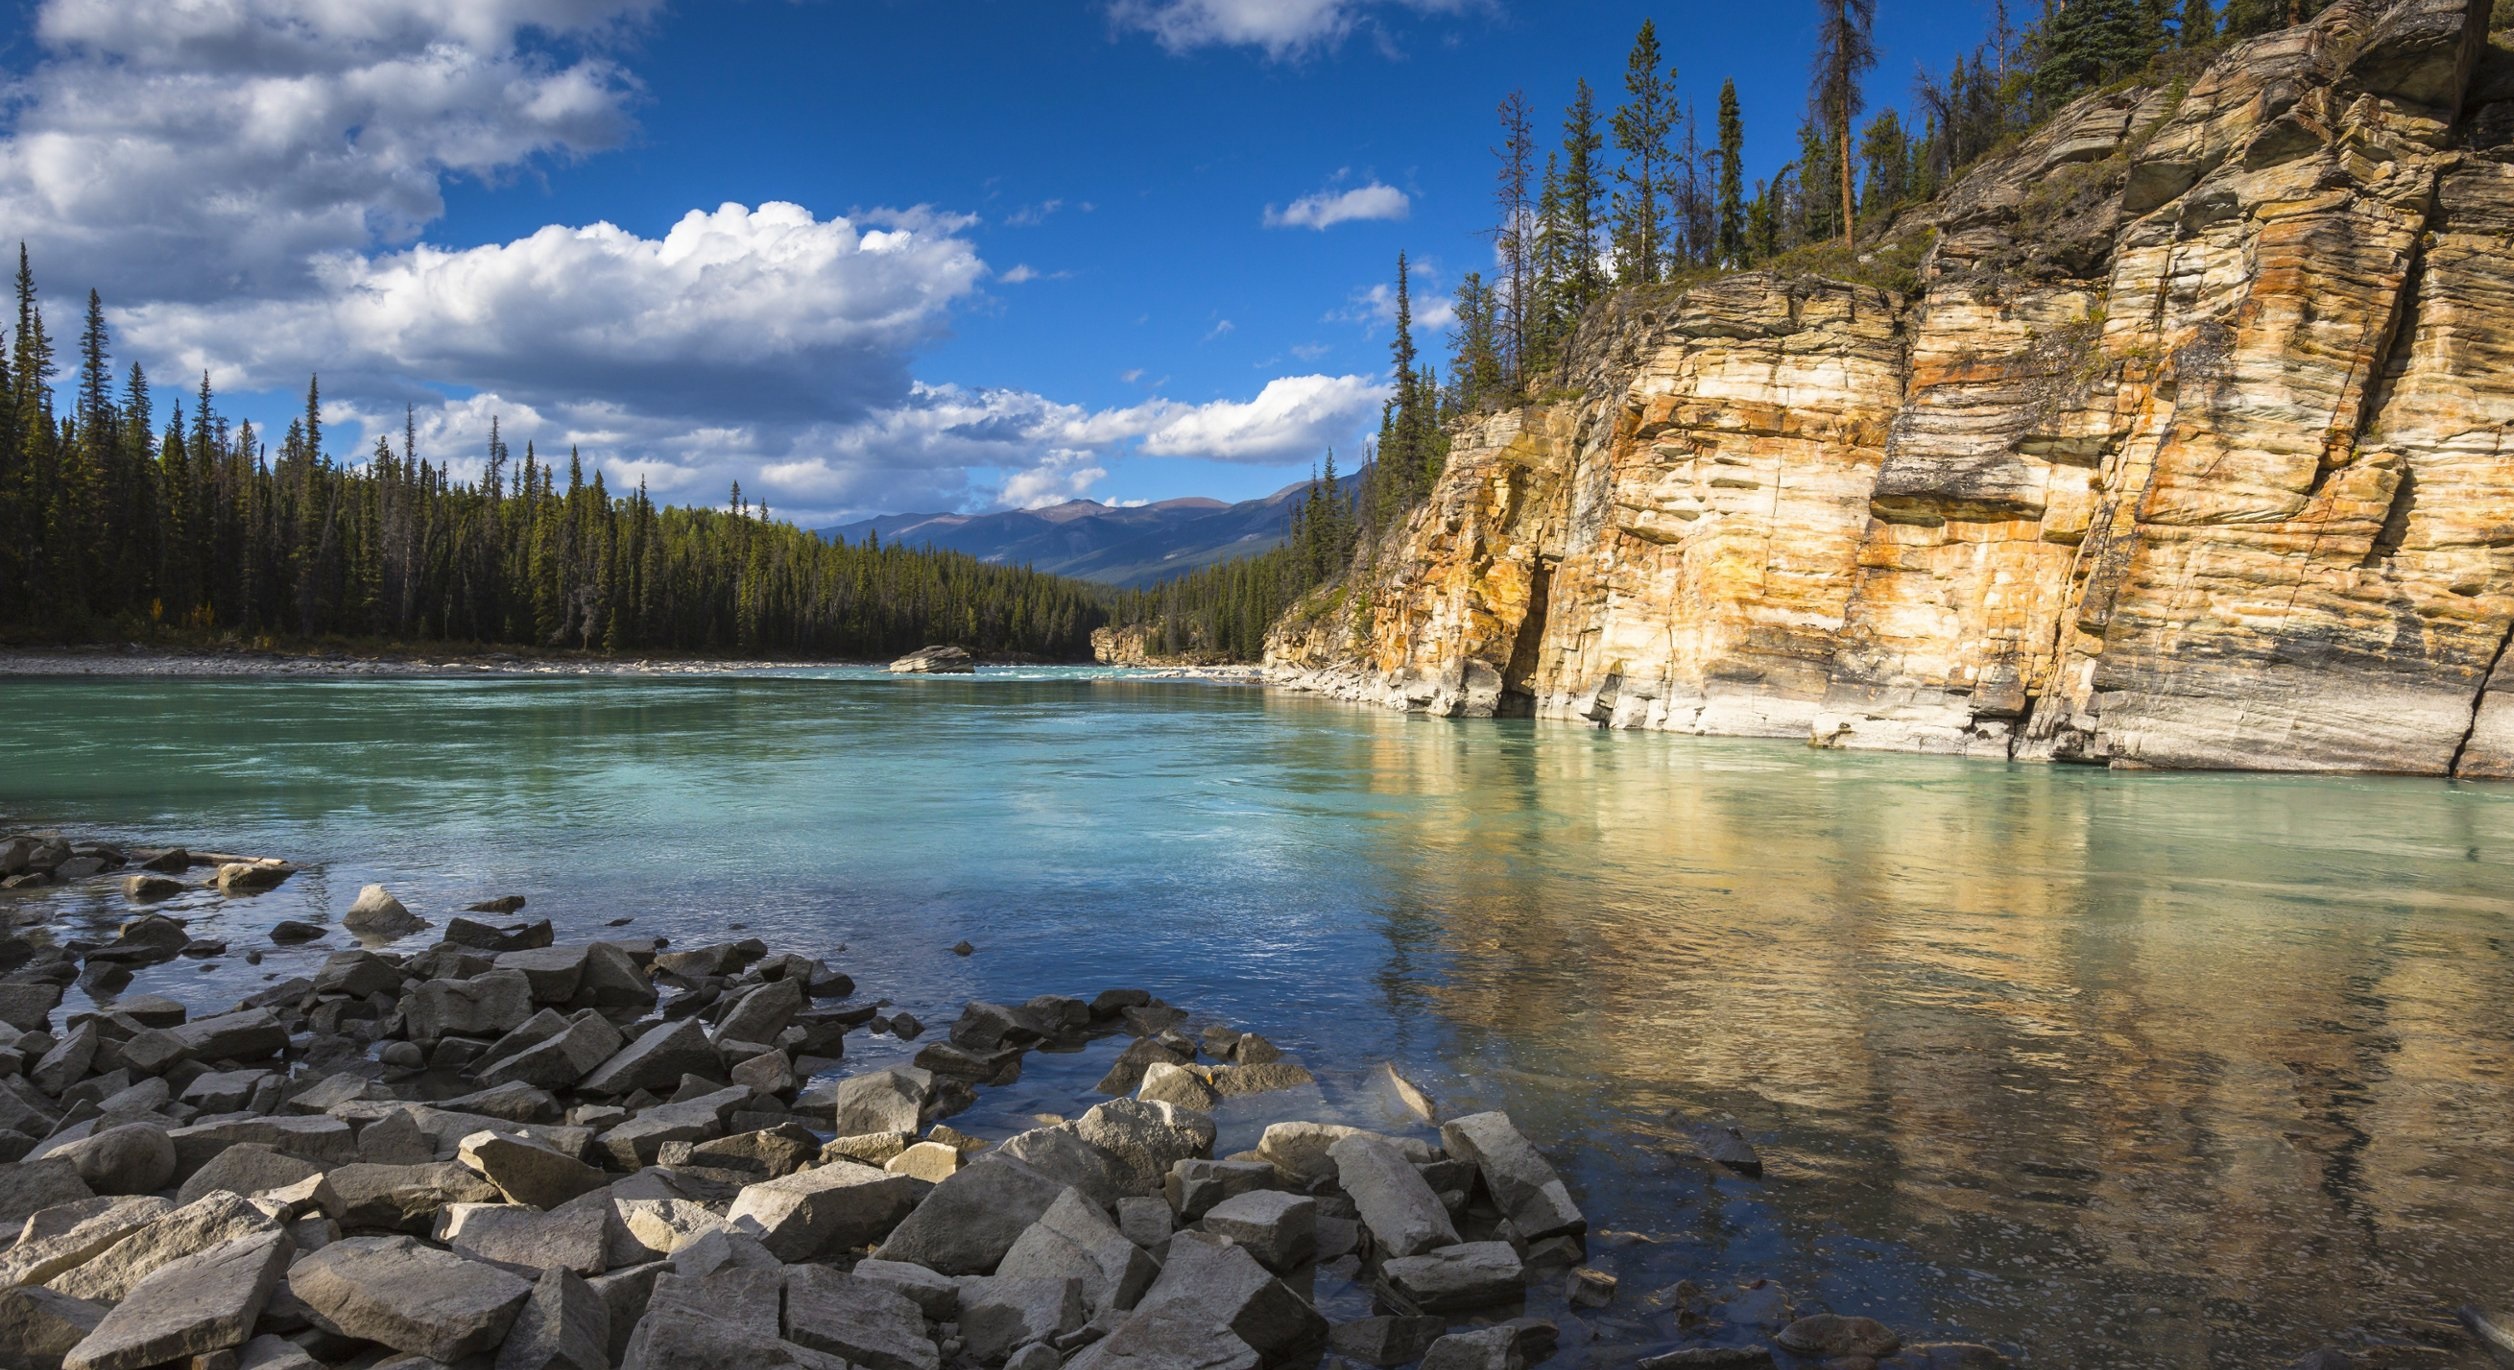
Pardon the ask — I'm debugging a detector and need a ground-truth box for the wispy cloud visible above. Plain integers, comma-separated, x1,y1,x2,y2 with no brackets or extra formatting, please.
1109,0,1478,60
1265,181,1410,230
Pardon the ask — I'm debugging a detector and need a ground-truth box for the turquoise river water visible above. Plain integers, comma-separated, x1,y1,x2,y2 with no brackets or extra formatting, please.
2,667,2512,1369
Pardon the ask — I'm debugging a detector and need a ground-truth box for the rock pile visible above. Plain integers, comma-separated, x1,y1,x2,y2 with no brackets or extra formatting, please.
1,834,2004,1370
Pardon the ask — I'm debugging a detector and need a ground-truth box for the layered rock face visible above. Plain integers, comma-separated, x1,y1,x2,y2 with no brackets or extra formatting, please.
1270,0,2514,777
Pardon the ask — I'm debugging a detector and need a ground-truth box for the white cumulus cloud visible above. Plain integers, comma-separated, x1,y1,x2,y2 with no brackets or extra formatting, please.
1265,181,1410,230
1109,0,1475,59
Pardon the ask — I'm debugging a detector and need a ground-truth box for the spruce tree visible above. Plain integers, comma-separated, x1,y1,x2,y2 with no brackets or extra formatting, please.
1558,81,1608,321
1494,90,1536,389
2179,0,2218,44
1811,0,1877,249
1610,20,1678,285
1715,80,1748,266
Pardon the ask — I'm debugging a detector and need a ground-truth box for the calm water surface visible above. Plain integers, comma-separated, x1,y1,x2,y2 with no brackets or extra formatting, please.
3,669,2511,1369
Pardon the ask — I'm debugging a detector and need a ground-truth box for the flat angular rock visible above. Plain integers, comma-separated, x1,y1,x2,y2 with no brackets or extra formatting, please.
851,1258,961,1320
325,1162,503,1233
1255,1122,1428,1187
960,1275,1087,1365
579,1019,718,1098
458,1131,608,1211
724,1158,918,1260
1329,1133,1458,1258
1330,1315,1449,1368
883,1139,960,1183
872,1155,1068,1275
999,1125,1129,1208
0,980,64,1032
1074,1098,1216,1197
620,1267,847,1370
1379,1241,1526,1315
175,1145,330,1210
165,1008,290,1065
1163,1159,1275,1223
1131,1230,1325,1361
403,971,534,1044
1198,1189,1314,1273
1439,1113,1583,1240
0,1285,105,1369
1000,1188,1161,1316
781,1266,941,1370
49,1192,280,1305
287,1235,533,1362
494,1268,611,1370
1207,1062,1315,1099
1675,1118,1762,1177
167,1116,355,1180
214,863,290,896
495,946,592,1004
833,1067,937,1135
0,1198,172,1289
62,1229,291,1370
598,1087,748,1169
1137,1062,1217,1111
438,1202,609,1276
717,978,804,1044
1068,1301,1262,1370
478,1014,626,1090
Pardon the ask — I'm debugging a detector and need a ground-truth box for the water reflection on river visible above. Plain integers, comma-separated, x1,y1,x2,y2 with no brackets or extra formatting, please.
1,671,2508,1368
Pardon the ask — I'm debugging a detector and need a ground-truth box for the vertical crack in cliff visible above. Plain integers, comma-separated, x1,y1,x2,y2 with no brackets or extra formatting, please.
2451,616,2514,777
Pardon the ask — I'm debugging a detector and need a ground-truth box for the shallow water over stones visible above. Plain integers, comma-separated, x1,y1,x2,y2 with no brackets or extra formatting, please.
4,668,2514,1368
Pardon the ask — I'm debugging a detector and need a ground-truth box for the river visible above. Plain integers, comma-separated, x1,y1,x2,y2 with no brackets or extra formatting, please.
3,668,2510,1368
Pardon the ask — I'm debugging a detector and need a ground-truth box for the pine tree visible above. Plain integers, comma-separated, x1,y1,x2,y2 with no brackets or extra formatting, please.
1493,90,1537,390
1449,273,1504,413
1715,80,1748,266
1859,110,1910,216
2180,0,2218,45
1609,20,1678,285
1558,80,1608,321
1811,0,1877,249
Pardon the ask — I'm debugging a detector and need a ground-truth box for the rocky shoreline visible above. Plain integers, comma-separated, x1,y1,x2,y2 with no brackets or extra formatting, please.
0,829,2035,1370
0,647,1267,684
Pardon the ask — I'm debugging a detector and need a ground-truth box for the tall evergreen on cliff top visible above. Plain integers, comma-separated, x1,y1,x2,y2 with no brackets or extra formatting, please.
1811,0,1877,248
1493,89,1537,391
1610,21,1678,285
1715,81,1749,266
1555,80,1609,324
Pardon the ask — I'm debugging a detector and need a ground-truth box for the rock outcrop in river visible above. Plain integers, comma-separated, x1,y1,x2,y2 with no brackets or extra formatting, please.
1268,0,2514,778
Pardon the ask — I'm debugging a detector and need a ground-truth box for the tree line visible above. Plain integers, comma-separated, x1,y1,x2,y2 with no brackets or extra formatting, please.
0,254,1108,659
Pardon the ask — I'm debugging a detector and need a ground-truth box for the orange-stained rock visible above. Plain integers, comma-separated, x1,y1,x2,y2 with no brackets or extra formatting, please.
1271,0,2514,778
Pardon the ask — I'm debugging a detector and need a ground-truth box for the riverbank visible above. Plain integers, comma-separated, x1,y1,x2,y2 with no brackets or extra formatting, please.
0,645,1272,682
0,826,2023,1370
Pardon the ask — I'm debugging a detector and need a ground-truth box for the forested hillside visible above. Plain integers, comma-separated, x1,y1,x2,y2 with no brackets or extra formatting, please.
0,256,1106,660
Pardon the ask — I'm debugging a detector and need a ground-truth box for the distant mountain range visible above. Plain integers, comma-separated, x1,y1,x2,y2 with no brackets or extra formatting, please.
819,474,1358,588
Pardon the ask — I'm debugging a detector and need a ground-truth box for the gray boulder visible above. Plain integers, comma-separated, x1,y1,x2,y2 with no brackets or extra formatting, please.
872,1155,1068,1275
1378,1241,1526,1314
1438,1113,1582,1240
49,1192,280,1305
850,1258,961,1320
343,885,427,938
1330,1315,1449,1367
999,1187,1161,1315
287,1235,533,1362
959,1275,1087,1365
579,1019,719,1098
437,1202,609,1276
495,1268,611,1370
1075,1098,1216,1197
325,1162,503,1233
1163,1159,1275,1223
61,1229,291,1370
781,1266,941,1370
833,1067,938,1136
402,971,535,1045
723,1158,918,1261
477,1014,625,1091
495,945,593,1004
1328,1133,1458,1258
49,1124,175,1197
888,645,975,674
1197,1189,1314,1273
1067,1301,1262,1370
458,1130,609,1211
1130,1230,1325,1361
619,1268,847,1370
0,1285,105,1370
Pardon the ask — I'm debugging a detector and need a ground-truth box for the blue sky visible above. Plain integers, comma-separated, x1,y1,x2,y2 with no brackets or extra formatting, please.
0,0,1994,525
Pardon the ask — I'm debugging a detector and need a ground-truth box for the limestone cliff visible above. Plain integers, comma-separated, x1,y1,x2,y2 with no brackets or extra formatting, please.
1270,0,2514,778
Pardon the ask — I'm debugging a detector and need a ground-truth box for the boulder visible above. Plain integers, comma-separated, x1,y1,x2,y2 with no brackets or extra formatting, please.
1129,1231,1324,1362
49,1193,280,1305
573,943,659,1009
120,874,185,902
310,950,400,997
287,1235,533,1362
781,1266,941,1370
872,1155,1069,1275
888,645,976,674
343,885,427,938
1254,1122,1430,1187
1073,1098,1216,1197
1329,1133,1458,1258
495,1268,611,1370
1118,1195,1174,1249
495,945,594,1003
1207,1062,1316,1099
852,1257,961,1319
1439,1113,1583,1239
1675,1118,1762,1177
447,917,554,953
884,1140,960,1183
717,978,804,1044
166,1116,355,1179
579,1019,719,1098
1379,1241,1526,1314
0,1286,105,1370
1330,1315,1449,1368
724,1159,918,1261
1068,1301,1262,1370
1197,1189,1314,1273
458,1131,609,1211
0,980,64,1031
660,1124,821,1182
438,1202,610,1276
268,920,328,945
61,1229,291,1370
1163,1159,1276,1223
959,1275,1087,1365
999,1187,1161,1316
618,1267,847,1369
1138,1062,1218,1112
213,864,290,896
49,1124,175,1197
402,971,535,1045
325,1162,503,1233
170,1008,290,1063
0,1197,172,1289
598,1087,749,1169
478,1014,625,1091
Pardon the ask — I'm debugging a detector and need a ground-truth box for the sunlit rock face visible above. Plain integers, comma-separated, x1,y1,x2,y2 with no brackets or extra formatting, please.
1271,0,2514,778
